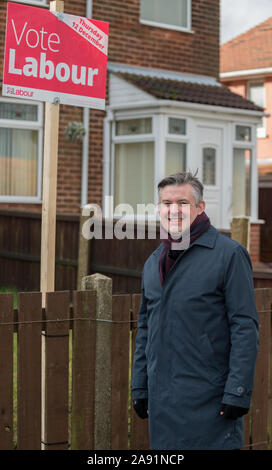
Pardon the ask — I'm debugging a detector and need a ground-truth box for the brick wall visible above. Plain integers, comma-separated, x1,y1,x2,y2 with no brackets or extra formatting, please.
250,223,261,263
94,0,220,79
0,0,220,215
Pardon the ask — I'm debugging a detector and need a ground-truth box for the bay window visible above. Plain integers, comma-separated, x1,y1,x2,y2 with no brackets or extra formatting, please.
110,114,188,217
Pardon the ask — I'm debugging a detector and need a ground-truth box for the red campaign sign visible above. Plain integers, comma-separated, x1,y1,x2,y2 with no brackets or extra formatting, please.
2,2,109,109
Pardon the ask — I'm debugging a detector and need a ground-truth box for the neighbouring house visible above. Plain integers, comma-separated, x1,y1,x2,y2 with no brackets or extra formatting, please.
220,17,272,262
0,0,265,291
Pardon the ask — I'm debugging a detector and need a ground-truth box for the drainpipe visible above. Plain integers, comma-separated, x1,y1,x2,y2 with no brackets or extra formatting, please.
81,0,93,207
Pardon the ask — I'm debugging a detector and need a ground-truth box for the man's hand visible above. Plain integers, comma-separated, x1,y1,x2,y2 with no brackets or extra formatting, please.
220,404,249,419
133,398,148,419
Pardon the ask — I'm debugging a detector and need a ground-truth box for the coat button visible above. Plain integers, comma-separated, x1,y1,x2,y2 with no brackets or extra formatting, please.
237,386,244,394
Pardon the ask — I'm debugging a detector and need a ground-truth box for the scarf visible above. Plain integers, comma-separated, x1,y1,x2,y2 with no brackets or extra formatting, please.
159,211,211,285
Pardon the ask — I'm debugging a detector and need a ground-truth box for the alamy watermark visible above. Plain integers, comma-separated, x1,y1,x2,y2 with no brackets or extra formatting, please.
81,196,191,250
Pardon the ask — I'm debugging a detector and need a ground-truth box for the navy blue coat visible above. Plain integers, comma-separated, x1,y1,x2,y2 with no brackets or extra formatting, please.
131,225,259,450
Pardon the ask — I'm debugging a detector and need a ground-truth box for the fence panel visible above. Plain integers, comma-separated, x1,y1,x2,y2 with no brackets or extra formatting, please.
71,290,96,450
111,294,131,450
0,287,271,450
17,292,42,450
130,293,150,450
0,294,14,450
250,288,272,450
44,291,70,450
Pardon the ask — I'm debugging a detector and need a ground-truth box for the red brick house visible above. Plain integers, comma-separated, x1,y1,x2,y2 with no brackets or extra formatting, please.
220,17,272,261
0,0,264,279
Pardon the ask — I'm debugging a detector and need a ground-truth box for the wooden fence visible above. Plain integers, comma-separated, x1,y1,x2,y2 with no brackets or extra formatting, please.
0,210,78,292
0,281,271,450
1,209,272,294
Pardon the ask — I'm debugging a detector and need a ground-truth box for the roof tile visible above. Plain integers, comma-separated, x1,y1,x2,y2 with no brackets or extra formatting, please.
116,72,263,111
221,17,272,73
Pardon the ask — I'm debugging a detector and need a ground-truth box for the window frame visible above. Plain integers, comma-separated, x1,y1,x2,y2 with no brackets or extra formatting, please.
111,114,155,218
140,0,192,33
0,97,44,203
165,114,188,178
232,122,256,220
247,81,266,138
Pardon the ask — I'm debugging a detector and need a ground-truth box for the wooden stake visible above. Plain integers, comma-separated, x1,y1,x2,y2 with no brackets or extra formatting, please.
40,0,64,451
40,0,64,308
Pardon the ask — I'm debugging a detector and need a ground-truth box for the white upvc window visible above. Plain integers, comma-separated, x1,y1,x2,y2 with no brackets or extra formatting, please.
232,124,256,218
247,82,266,138
0,97,43,203
165,117,187,177
140,0,192,33
112,116,155,216
12,0,48,6
108,113,189,218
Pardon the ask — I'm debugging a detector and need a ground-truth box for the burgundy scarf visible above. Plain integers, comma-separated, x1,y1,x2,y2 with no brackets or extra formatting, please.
159,212,211,285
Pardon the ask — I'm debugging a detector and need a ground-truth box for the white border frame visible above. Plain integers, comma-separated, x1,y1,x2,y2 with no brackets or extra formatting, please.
0,97,44,203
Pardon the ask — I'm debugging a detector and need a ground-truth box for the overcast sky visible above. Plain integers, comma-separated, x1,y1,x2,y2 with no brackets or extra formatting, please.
220,0,272,44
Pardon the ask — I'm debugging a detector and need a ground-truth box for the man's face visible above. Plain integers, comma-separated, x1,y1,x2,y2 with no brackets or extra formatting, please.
158,184,205,236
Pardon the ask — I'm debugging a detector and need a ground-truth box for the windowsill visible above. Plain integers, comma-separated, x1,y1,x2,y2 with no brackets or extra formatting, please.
249,218,265,225
0,198,42,204
140,19,194,34
10,0,49,7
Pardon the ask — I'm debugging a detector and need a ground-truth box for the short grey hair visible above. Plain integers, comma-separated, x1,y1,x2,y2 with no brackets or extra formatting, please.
158,171,204,206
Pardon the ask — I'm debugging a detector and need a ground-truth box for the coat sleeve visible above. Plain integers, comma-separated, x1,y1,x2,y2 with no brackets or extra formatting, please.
222,244,259,408
131,271,148,400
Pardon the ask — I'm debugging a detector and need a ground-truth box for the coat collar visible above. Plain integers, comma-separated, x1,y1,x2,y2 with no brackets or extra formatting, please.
152,225,218,258
190,225,218,249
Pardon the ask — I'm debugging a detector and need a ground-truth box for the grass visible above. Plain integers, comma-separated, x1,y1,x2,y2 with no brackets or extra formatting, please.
0,286,18,308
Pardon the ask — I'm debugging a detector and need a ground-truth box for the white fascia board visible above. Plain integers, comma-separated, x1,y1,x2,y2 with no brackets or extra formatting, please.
220,67,272,80
108,99,264,121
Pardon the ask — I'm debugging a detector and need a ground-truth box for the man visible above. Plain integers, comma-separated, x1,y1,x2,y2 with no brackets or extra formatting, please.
131,172,259,450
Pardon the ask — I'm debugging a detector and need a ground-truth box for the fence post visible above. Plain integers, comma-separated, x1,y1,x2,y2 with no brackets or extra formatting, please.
81,273,112,450
231,216,250,250
76,212,91,290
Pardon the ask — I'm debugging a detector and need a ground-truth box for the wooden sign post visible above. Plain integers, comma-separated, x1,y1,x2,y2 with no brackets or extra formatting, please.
3,0,108,305
40,0,64,307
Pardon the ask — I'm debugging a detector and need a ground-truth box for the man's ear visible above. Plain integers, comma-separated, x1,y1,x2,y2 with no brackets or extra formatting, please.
198,200,206,214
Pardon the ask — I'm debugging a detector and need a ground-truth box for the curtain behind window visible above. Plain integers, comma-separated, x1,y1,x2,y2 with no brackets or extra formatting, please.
0,128,38,196
232,148,251,217
114,142,154,214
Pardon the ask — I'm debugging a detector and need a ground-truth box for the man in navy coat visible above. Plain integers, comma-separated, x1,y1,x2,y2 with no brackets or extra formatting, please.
131,172,259,450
